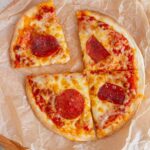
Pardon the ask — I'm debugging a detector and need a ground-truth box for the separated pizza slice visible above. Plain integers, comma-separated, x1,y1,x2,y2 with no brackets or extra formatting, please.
87,70,144,138
10,0,70,68
77,10,142,72
26,73,95,141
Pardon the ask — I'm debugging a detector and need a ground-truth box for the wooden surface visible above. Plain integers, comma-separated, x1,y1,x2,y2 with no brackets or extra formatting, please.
0,135,26,150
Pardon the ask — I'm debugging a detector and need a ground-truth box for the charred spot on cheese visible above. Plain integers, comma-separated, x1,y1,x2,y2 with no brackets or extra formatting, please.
86,35,110,63
55,89,85,119
30,32,60,57
98,83,125,105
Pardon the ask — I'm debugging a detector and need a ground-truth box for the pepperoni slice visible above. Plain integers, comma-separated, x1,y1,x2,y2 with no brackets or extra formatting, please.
30,32,60,57
98,83,125,105
55,89,84,119
86,35,110,63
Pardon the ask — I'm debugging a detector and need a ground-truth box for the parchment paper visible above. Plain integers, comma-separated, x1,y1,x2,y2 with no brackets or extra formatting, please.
0,0,150,150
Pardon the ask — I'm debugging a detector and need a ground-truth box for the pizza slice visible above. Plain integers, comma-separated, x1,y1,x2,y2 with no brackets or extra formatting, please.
87,70,144,138
10,1,70,68
26,73,95,141
77,10,142,72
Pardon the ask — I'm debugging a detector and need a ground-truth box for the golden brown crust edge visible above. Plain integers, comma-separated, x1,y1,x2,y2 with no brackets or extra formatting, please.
9,3,39,68
10,16,23,68
25,76,96,141
96,103,141,138
9,0,62,68
23,9,145,140
25,77,61,138
77,10,145,138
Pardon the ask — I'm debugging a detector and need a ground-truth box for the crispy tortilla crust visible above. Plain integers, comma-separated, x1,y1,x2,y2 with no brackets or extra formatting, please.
77,10,145,138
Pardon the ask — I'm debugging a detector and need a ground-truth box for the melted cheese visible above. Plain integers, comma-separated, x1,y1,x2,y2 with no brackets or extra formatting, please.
77,10,136,72
11,1,70,68
26,73,95,141
87,71,141,138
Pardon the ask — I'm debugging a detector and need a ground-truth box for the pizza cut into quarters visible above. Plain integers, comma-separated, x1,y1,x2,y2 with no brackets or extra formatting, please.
76,10,142,72
21,7,145,140
25,73,96,141
76,10,145,138
87,70,144,138
10,0,70,68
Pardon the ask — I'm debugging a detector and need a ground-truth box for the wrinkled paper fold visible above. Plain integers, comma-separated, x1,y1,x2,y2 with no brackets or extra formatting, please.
0,0,150,149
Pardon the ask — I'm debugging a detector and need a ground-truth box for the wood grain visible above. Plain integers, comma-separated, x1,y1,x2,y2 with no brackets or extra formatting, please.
0,135,27,150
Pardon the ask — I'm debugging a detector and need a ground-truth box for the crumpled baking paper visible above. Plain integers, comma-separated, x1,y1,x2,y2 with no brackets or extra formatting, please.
0,0,150,150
